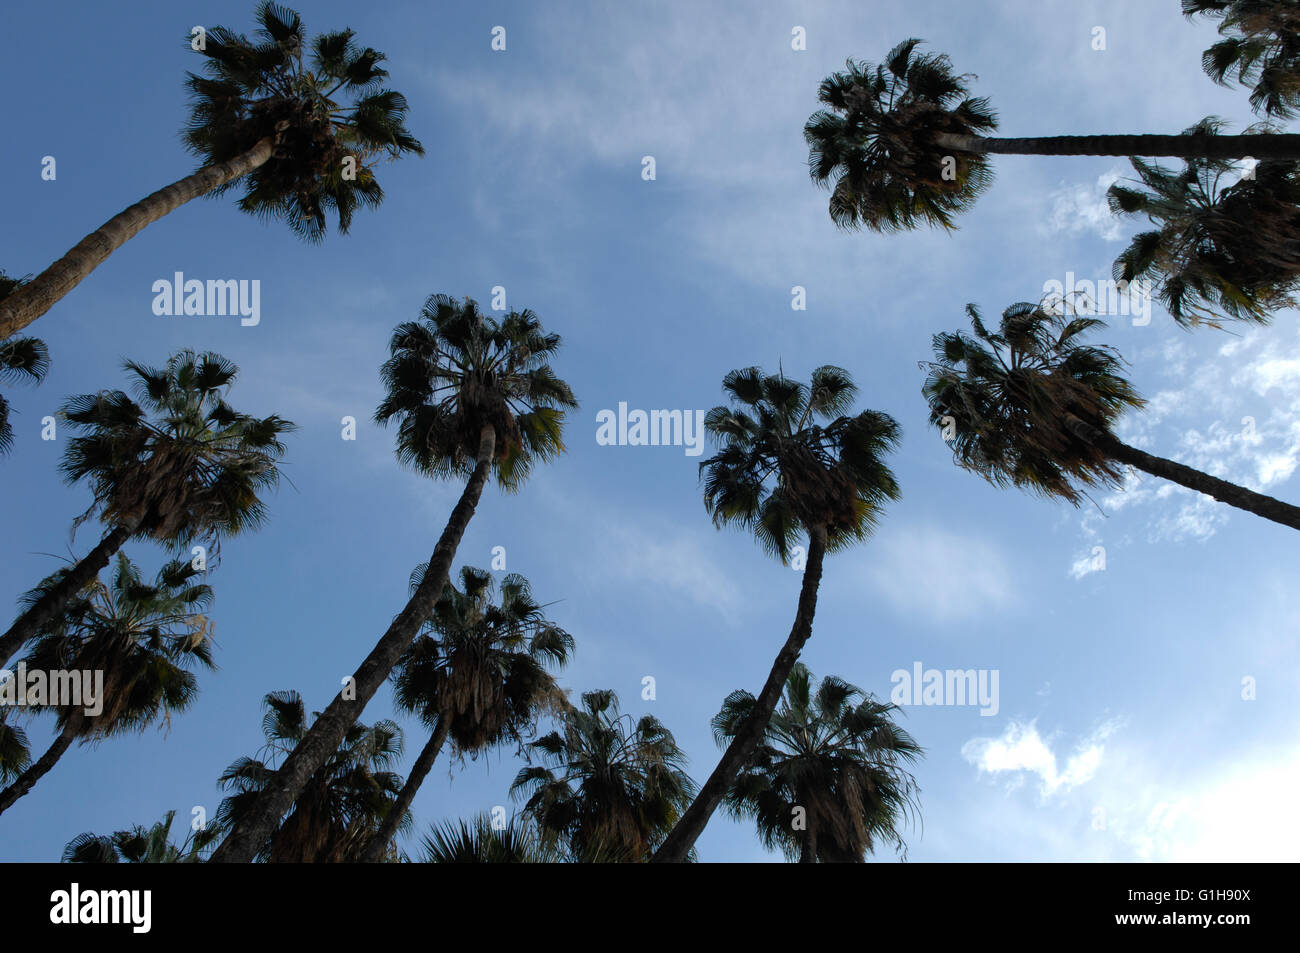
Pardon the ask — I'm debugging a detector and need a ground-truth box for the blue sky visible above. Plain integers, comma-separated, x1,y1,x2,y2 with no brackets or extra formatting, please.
2,0,1298,862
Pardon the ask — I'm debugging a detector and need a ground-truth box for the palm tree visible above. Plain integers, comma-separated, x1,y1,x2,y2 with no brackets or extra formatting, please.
804,38,1300,233
922,301,1300,531
653,365,901,863
0,554,215,816
213,690,407,862
713,663,922,863
1107,120,1300,326
0,272,49,457
209,295,576,863
0,350,294,670
63,809,220,863
1185,1,1300,119
0,1,424,339
0,713,30,784
512,689,696,862
418,812,559,864
358,565,573,862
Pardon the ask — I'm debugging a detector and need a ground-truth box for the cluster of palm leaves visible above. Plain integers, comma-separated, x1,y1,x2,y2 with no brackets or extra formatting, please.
3,1,1298,865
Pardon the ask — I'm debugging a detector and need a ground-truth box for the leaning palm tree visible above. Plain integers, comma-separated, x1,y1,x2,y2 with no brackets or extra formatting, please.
1107,120,1300,326
0,272,49,457
804,38,1300,233
0,554,214,816
213,690,407,862
210,295,576,862
358,565,573,862
417,812,560,864
63,809,221,863
1185,1,1300,119
0,1,423,339
652,365,901,863
0,350,293,670
512,689,696,863
714,663,922,863
923,301,1300,531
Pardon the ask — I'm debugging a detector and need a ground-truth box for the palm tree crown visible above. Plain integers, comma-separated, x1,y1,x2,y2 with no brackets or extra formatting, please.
1185,0,1300,119
1107,119,1300,326
214,690,408,862
0,272,48,456
63,809,219,863
701,365,901,563
395,565,573,754
804,38,997,231
185,1,424,241
60,350,295,550
375,294,578,490
512,689,697,862
922,302,1143,505
714,663,922,862
19,553,215,739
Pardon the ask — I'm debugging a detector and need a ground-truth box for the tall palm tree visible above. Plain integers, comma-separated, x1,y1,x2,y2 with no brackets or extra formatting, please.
713,663,922,863
922,301,1300,531
0,1,424,339
1107,120,1300,326
0,271,49,457
63,809,220,863
804,38,1300,233
418,811,560,864
0,554,214,816
210,295,576,863
512,689,696,862
653,365,901,863
213,690,407,862
1185,1,1300,119
0,350,293,670
358,565,573,862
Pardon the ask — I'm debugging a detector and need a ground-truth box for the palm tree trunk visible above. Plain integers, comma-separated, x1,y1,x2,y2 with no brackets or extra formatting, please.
1064,414,1300,531
209,425,498,863
0,136,277,339
933,132,1300,160
798,812,817,864
652,525,829,864
357,716,451,863
0,710,83,816
0,522,134,670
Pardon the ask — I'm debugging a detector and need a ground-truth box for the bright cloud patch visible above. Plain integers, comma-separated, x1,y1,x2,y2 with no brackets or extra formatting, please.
962,719,1120,796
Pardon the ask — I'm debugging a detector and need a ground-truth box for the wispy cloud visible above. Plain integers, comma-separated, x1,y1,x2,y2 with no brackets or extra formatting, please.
1042,167,1127,241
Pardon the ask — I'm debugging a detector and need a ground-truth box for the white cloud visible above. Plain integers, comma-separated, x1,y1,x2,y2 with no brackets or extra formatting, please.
1042,167,1127,241
859,526,1016,625
962,719,1120,797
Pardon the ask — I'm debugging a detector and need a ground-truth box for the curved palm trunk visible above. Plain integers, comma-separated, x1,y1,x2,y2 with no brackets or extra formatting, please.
0,137,276,339
0,522,134,670
1064,414,1300,531
209,425,497,864
652,526,828,864
933,132,1300,160
0,710,83,816
358,716,451,863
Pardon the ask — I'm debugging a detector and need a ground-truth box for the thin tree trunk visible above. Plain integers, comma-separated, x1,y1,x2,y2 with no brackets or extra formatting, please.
0,522,134,670
210,425,498,863
1063,414,1300,531
0,710,83,816
933,132,1300,160
357,716,451,863
0,137,276,339
652,526,828,864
